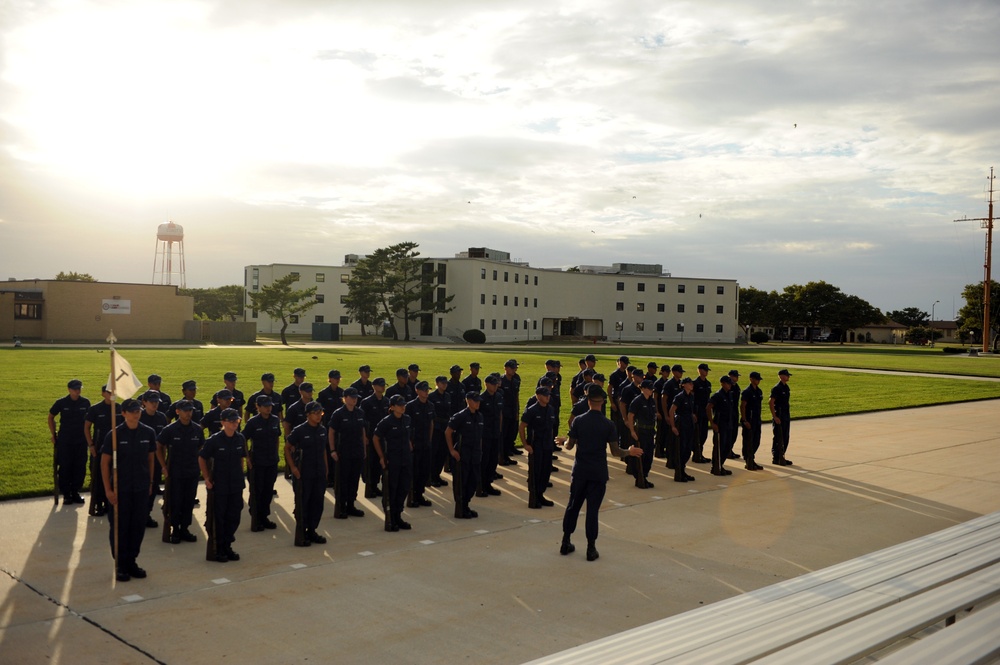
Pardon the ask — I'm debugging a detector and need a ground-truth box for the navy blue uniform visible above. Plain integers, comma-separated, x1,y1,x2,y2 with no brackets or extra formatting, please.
361,394,388,496
349,378,374,401
692,377,712,460
386,381,416,404
406,398,434,503
563,411,626,544
373,413,413,525
708,389,734,473
50,394,91,500
661,377,682,467
85,401,121,513
200,430,247,552
101,422,155,573
140,409,169,515
478,389,504,492
428,389,452,481
287,421,328,533
771,382,791,462
741,384,763,465
628,394,657,480
521,401,555,501
245,390,283,419
670,391,697,481
447,408,483,513
329,405,366,514
243,413,281,522
499,375,520,459
167,398,204,425
158,419,204,533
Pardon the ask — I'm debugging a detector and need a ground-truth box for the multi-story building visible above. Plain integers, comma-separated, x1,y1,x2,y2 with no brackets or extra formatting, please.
245,249,739,343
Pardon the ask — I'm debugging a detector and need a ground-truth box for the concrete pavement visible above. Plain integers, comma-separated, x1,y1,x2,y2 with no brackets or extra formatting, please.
1,400,998,664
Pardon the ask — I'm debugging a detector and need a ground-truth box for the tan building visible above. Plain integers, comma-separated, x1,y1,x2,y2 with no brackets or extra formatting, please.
0,280,194,342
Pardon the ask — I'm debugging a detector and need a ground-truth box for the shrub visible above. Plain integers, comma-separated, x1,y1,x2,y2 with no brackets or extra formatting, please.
750,331,770,345
941,347,963,354
463,329,486,344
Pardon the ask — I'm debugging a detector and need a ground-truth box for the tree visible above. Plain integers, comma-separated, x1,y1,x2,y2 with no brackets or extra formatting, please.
738,286,772,340
956,280,1000,352
829,294,883,344
885,307,929,328
179,285,244,321
55,271,96,282
346,247,403,339
765,290,795,341
246,274,318,346
904,326,943,345
784,281,845,342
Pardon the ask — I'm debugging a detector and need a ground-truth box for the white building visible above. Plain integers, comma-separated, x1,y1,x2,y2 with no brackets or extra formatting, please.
245,249,739,343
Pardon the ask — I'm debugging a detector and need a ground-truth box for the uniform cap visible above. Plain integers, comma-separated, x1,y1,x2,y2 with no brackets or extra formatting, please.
698,363,711,371
631,368,644,376
640,380,655,390
504,359,519,368
372,377,387,386
141,390,161,402
545,359,556,367
550,359,561,367
449,364,462,373
216,389,234,400
720,376,732,385
585,354,597,362
592,373,606,383
147,374,162,384
586,384,607,400
728,369,740,377
256,395,273,406
304,401,324,414
261,372,275,382
583,368,596,377
388,395,406,407
358,365,371,373
484,374,500,385
224,371,237,381
101,384,110,393
395,368,408,377
415,380,430,391
535,386,551,397
660,364,671,372
175,400,194,411
469,362,481,369
617,355,630,363
122,399,142,412
434,375,448,384
749,371,762,380
182,380,197,390
465,391,482,402
328,369,341,379
680,377,693,385
343,387,360,398
67,379,83,390
299,382,314,393
293,367,307,377
778,369,792,376
647,361,658,369
538,377,554,387
408,363,420,371
544,371,559,381
220,408,240,422
671,364,684,372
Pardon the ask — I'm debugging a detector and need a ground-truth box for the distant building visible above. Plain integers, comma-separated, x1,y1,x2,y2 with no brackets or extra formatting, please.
0,280,194,342
246,250,739,343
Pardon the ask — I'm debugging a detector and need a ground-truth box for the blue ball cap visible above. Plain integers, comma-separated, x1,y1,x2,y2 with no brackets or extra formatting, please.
388,394,406,407
224,371,237,381
304,401,324,414
220,408,240,422
466,391,482,402
216,389,234,400
67,379,82,390
255,395,273,407
122,398,142,412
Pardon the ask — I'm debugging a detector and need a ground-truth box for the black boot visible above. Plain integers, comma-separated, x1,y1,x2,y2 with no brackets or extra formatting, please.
586,540,599,561
560,533,575,555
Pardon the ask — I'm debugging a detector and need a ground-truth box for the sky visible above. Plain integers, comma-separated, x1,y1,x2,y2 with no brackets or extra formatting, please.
1,0,998,318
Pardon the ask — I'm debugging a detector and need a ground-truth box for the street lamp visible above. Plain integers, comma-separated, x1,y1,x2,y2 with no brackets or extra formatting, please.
680,322,685,344
931,300,939,347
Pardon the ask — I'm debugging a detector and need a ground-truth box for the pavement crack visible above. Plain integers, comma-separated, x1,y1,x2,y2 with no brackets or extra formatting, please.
0,566,167,665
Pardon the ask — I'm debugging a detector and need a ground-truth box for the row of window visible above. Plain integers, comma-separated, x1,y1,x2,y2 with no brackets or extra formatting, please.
480,268,539,286
615,303,725,314
478,319,540,331
287,271,350,284
616,283,725,295
474,320,724,333
480,294,538,307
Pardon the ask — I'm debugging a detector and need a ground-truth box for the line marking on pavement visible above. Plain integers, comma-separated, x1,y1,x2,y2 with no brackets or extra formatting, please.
527,519,541,523
687,489,699,493
718,484,728,488
122,594,143,602
419,540,435,545
290,563,307,569
474,529,489,534
211,578,230,584
652,496,663,500
358,551,374,557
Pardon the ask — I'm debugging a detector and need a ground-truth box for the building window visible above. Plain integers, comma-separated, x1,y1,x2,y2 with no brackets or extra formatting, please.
438,263,446,284
533,298,538,307
697,304,705,313
636,322,644,331
717,286,725,295
289,272,300,281
493,270,498,281
534,276,538,286
480,319,485,330
716,324,724,333
504,272,509,282
657,284,665,293
678,284,685,293
533,320,537,330
677,304,685,313
717,305,724,314
514,320,518,330
14,303,42,319
481,268,486,279
616,302,624,311
696,324,704,333
251,309,258,319
492,319,497,330
316,272,325,282
340,316,349,325
676,323,684,332
503,320,508,330
656,323,664,332
289,315,299,324
503,296,509,306
252,267,259,292
657,303,665,312
493,295,498,305
616,282,624,291
514,297,519,306
697,285,705,294
515,273,519,284
338,274,347,283
480,294,486,305
637,303,645,312
638,283,645,292
340,295,347,304
314,315,324,323
316,294,325,303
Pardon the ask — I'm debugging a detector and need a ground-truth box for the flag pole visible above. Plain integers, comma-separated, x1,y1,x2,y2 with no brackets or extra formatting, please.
108,330,119,582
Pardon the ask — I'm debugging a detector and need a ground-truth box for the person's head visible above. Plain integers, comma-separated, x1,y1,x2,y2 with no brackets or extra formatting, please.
640,380,654,397
535,386,551,406
358,365,371,380
469,362,480,376
592,373,605,387
728,370,740,384
256,394,274,417
671,364,684,378
578,358,587,370
617,355,630,370
449,364,462,379
504,359,518,376
293,367,306,384
415,381,429,400
698,363,710,378
388,394,406,415
328,369,341,387
778,369,792,383
343,387,360,408
631,367,644,384
407,364,420,380
147,374,162,390
224,371,237,389
175,400,194,424
585,354,597,368
435,376,448,393
67,378,82,398
647,362,658,374
681,377,694,393
101,384,113,403
182,380,197,397
660,364,671,377
305,401,324,424
720,376,732,391
372,377,386,394
216,388,234,408
221,408,241,434
141,390,161,413
583,368,596,384
122,399,142,425
465,391,481,411
484,374,500,393
586,384,606,410
749,371,762,386
298,383,314,402
261,372,275,389
394,368,408,385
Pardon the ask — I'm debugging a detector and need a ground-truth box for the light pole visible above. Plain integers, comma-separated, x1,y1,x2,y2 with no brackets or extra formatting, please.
931,300,939,347
525,319,531,343
680,322,685,344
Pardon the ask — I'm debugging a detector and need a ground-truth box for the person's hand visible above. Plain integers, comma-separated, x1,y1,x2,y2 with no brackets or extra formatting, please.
380,457,387,469
773,416,782,425
330,450,339,462
450,449,460,462
524,445,534,455
292,468,301,480
205,479,214,490
107,490,117,506
671,426,679,435
627,445,642,457
711,424,718,432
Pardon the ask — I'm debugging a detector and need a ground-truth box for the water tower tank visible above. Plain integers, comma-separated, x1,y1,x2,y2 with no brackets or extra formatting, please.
157,221,184,242
152,221,187,288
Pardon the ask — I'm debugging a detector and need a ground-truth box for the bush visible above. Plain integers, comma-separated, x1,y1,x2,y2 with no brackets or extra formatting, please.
462,329,486,344
941,347,963,354
750,331,770,345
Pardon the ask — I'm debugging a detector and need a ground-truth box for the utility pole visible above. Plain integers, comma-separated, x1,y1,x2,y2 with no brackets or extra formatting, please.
954,167,995,353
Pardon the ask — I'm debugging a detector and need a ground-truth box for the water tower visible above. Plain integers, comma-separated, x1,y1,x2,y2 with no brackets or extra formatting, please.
152,221,186,288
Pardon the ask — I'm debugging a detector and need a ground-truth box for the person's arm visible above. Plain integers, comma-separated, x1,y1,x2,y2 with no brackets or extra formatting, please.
707,402,717,432
518,420,532,455
101,453,116,506
769,396,779,424
328,426,338,462
84,419,97,457
668,404,679,435
372,434,387,468
284,440,300,479
48,413,57,446
147,451,156,495
199,456,213,490
156,442,168,476
626,408,639,442
740,398,749,429
445,427,460,461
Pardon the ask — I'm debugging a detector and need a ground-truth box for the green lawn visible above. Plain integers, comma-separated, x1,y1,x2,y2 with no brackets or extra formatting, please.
2,346,998,500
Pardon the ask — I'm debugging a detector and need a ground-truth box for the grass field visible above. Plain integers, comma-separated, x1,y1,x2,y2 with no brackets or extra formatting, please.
2,345,998,500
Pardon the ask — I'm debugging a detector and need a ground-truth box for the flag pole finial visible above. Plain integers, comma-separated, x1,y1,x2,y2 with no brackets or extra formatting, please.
106,330,117,346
